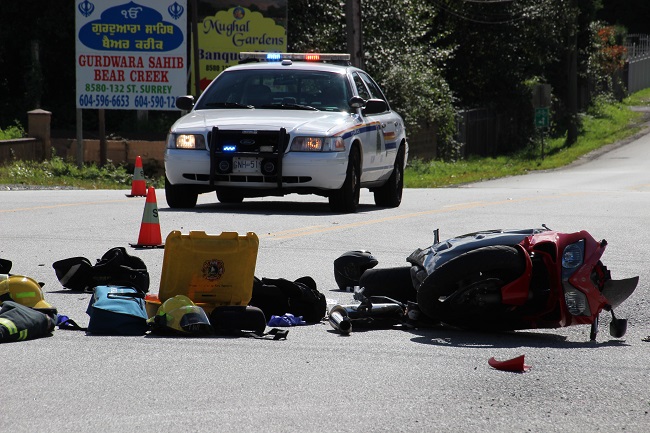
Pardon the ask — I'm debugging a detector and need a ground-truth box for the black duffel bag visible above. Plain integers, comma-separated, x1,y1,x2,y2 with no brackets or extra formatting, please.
53,247,149,293
249,276,326,324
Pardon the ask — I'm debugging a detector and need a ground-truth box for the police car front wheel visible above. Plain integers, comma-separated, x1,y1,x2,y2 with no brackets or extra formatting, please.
165,177,198,209
328,147,360,213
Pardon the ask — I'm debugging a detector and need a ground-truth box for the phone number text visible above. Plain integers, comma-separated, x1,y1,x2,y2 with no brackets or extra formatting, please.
78,94,177,109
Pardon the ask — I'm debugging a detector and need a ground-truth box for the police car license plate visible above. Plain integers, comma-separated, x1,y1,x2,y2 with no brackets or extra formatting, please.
232,157,261,173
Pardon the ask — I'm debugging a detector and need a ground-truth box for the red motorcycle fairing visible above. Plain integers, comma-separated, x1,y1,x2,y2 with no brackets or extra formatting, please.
566,231,608,326
499,244,533,306
525,230,607,327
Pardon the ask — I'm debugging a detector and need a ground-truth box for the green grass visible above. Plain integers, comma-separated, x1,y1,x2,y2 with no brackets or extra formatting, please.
1,88,649,190
405,88,650,187
0,155,165,189
0,120,164,189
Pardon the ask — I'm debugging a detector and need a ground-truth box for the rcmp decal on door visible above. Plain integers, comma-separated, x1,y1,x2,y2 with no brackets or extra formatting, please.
338,122,381,140
383,131,397,150
202,259,225,280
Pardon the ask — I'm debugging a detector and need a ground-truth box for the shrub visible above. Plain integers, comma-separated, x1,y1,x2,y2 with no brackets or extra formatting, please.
0,120,25,140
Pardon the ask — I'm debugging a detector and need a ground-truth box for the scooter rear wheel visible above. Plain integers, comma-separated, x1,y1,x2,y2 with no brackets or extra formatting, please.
417,245,525,328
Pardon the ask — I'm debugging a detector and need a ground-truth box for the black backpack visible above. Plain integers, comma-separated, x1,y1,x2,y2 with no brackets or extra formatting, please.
249,276,326,324
53,247,149,293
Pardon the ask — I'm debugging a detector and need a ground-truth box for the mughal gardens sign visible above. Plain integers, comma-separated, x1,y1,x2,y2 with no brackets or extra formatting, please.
193,2,287,91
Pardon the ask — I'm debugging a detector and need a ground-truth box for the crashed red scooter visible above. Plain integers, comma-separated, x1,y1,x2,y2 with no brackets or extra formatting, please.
355,227,638,340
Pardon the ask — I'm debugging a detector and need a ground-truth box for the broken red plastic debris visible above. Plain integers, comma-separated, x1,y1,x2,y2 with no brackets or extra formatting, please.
488,355,531,372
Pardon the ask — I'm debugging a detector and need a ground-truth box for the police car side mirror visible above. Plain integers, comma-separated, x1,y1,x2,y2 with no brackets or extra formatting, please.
362,99,388,116
348,96,365,110
176,95,195,111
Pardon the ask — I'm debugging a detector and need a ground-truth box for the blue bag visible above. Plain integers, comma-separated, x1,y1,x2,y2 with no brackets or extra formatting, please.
86,286,149,335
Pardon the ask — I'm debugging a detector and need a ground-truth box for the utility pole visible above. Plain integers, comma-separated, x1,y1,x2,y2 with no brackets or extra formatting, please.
566,1,579,145
346,0,363,69
191,0,201,97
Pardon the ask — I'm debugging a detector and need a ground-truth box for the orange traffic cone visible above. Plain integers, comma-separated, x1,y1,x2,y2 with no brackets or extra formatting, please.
130,187,164,249
126,156,147,197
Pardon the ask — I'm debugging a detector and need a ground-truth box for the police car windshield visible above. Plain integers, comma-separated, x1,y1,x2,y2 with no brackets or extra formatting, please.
196,69,351,112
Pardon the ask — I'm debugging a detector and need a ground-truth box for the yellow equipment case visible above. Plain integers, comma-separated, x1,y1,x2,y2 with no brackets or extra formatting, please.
146,230,259,316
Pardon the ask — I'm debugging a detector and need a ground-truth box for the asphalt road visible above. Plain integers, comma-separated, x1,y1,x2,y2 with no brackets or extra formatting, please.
1,127,650,432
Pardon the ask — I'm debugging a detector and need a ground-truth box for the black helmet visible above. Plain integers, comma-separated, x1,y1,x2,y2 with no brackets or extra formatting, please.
333,250,378,291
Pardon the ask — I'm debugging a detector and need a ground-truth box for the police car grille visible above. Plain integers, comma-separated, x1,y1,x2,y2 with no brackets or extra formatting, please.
208,130,288,153
213,174,312,184
183,173,312,184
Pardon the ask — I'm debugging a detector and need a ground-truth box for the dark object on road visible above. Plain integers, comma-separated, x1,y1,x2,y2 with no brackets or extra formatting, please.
53,247,150,293
328,300,405,334
0,258,11,274
250,276,326,323
210,305,266,335
333,250,378,291
0,301,56,343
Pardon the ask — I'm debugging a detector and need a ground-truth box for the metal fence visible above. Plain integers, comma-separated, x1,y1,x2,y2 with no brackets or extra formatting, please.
455,108,531,158
626,34,650,94
456,108,500,157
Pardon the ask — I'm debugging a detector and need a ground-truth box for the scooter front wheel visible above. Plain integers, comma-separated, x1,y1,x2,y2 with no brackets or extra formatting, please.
417,245,526,329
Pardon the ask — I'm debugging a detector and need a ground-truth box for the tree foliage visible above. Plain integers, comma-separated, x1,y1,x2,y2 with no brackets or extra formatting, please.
0,1,76,129
361,1,456,136
427,0,614,146
287,0,346,53
598,0,650,34
286,0,621,156
0,0,638,159
587,23,628,99
288,0,458,156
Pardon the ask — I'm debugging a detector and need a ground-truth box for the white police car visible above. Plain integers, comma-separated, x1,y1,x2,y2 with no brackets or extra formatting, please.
165,52,408,213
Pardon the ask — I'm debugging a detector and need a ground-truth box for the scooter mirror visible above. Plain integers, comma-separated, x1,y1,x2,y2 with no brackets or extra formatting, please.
609,318,627,338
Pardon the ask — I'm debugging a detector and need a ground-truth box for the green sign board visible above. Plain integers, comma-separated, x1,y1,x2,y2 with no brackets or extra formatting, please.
535,107,549,128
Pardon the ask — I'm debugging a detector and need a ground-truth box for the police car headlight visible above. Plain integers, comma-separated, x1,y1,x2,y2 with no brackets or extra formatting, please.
290,136,345,152
168,134,206,150
291,137,323,151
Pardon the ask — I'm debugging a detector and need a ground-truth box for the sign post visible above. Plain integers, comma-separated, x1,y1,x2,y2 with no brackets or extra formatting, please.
535,107,549,159
532,84,552,160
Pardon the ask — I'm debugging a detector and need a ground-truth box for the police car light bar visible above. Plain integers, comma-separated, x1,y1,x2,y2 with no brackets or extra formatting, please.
239,52,351,63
